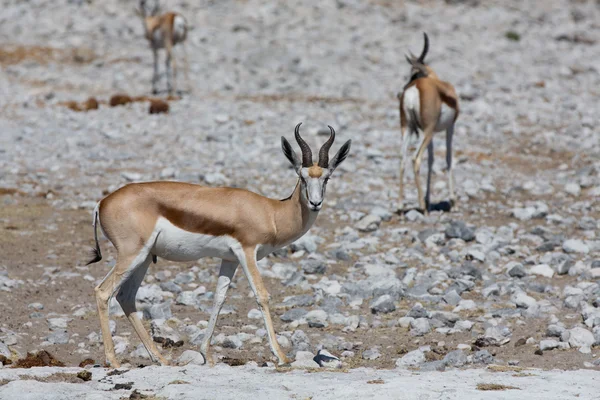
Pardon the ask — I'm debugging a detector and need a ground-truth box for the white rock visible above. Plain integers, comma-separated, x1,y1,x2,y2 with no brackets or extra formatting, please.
355,214,382,232
539,340,559,351
177,350,206,366
563,240,589,254
567,327,595,353
564,183,581,197
512,292,537,309
247,309,262,319
529,264,554,278
305,310,328,328
396,349,425,368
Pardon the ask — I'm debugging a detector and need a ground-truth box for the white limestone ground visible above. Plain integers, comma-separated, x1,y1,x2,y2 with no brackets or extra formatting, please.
0,365,599,400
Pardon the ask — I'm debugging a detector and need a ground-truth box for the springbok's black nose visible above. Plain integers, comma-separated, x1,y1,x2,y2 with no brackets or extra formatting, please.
310,200,322,208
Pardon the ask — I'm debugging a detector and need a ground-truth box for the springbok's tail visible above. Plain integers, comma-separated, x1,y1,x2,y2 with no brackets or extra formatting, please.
85,203,102,265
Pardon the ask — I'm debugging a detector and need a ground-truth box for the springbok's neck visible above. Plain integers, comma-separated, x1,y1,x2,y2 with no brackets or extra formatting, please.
273,179,319,247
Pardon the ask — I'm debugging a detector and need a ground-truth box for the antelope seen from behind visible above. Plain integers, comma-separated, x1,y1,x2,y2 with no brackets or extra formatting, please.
86,123,351,367
397,33,460,213
136,0,188,94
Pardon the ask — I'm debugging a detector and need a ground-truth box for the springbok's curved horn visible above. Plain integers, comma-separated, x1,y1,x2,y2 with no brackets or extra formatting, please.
294,123,312,167
318,126,336,168
417,32,429,64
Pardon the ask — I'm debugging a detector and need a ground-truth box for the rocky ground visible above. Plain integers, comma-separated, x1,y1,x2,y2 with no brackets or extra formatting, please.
1,0,600,397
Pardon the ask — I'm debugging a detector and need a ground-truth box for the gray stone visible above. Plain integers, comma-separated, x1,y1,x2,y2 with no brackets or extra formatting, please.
512,292,537,309
530,264,554,278
405,210,424,222
508,264,527,278
144,302,172,320
150,319,183,347
442,290,462,306
557,259,574,275
370,206,393,222
176,291,199,306
136,284,164,304
362,348,381,360
222,335,243,349
567,327,594,353
407,303,429,319
563,239,589,254
306,310,329,328
290,235,319,253
564,183,581,197
445,221,475,242
370,294,396,314
396,349,426,368
355,214,382,232
482,283,500,298
0,342,11,358
160,281,182,294
174,272,195,285
546,324,565,337
472,350,494,364
48,318,69,331
247,309,262,319
291,330,310,351
430,311,460,327
47,331,69,345
300,259,327,274
281,295,315,308
420,360,446,371
410,318,431,336
280,308,308,322
27,303,44,310
443,350,467,367
540,340,560,351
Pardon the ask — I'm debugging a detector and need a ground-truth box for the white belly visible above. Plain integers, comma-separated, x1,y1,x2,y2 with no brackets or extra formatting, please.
435,103,456,132
152,217,237,262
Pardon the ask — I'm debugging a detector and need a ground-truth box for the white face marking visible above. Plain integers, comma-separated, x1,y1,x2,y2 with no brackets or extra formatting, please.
152,217,238,262
299,169,330,212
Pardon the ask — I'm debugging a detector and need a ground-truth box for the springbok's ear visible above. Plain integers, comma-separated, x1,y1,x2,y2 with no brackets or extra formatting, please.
328,139,351,172
281,136,301,172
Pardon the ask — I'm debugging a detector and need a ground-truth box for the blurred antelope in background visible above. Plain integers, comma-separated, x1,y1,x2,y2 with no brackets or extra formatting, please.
136,0,188,94
397,33,459,213
86,123,351,367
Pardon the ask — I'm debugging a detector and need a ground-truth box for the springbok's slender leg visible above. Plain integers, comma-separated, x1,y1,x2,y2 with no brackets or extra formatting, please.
413,127,435,213
232,245,290,365
398,129,411,212
165,39,175,94
115,253,169,365
200,259,239,364
425,140,434,212
152,48,159,95
95,260,125,368
446,123,455,205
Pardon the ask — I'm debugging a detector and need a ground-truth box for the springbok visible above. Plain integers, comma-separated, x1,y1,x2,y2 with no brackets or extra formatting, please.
136,0,188,95
397,33,459,213
86,123,351,368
